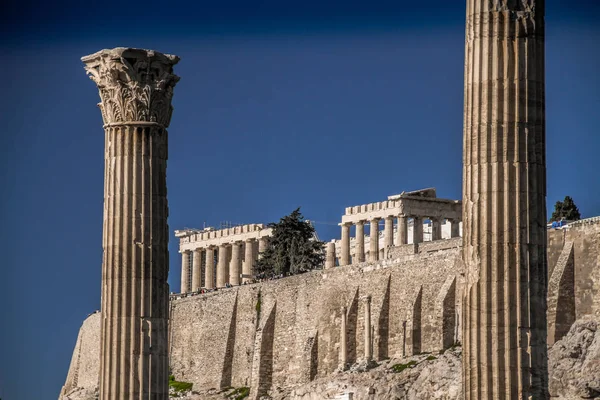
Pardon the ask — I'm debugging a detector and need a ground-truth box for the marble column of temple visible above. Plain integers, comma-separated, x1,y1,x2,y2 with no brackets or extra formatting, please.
230,242,242,286
369,219,380,262
181,251,190,293
431,217,442,241
355,220,365,262
462,1,548,398
364,295,372,361
205,247,215,289
396,215,408,246
412,216,423,244
340,223,351,266
258,237,268,259
82,47,179,399
242,239,255,282
217,245,229,287
192,248,203,291
450,219,461,238
384,216,394,250
325,241,336,269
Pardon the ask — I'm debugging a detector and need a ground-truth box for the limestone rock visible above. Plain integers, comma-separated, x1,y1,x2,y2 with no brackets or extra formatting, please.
549,317,600,399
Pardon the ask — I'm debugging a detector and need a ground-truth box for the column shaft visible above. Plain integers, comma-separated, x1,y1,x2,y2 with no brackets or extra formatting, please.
258,237,268,259
242,240,254,283
325,241,336,269
205,248,215,289
369,219,379,262
191,249,202,291
355,221,365,263
217,245,229,287
384,216,394,248
413,217,423,244
396,215,408,245
230,242,242,286
100,124,171,398
340,223,351,266
450,219,461,238
431,218,442,241
180,251,190,293
462,2,548,398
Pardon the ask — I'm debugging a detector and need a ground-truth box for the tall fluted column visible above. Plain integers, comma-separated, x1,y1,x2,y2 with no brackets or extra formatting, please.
205,247,215,289
230,242,242,286
364,295,372,361
325,241,336,269
340,223,351,266
181,251,190,293
192,248,202,291
413,217,423,244
82,47,179,399
396,215,408,245
369,219,380,262
217,245,229,287
431,217,442,241
384,216,394,248
355,220,365,262
462,2,548,398
340,306,347,369
242,239,254,283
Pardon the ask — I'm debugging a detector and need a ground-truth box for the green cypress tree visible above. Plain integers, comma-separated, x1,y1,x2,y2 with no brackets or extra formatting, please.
550,196,581,222
256,208,324,277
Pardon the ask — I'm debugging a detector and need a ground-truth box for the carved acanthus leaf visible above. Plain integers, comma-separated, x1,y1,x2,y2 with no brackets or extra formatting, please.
82,48,180,127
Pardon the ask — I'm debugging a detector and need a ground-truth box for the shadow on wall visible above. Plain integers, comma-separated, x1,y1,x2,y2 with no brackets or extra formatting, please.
221,293,238,388
256,303,277,397
347,288,360,364
377,276,391,360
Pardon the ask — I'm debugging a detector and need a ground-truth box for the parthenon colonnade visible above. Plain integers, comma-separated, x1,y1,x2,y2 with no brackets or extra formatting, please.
337,189,462,265
176,224,272,292
82,47,179,399
461,0,549,398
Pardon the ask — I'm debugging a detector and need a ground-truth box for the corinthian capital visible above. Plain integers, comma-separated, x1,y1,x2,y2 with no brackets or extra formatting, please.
82,47,180,127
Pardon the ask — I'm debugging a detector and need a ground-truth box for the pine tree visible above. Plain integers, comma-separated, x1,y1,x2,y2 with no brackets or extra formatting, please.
256,208,324,277
550,196,581,222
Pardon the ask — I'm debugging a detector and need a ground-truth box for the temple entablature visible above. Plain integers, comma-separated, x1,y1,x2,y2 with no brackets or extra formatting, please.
341,189,461,225
176,223,272,252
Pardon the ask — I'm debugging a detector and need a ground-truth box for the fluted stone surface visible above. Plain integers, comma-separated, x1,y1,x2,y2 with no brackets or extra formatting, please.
356,221,365,262
230,243,242,286
192,249,202,291
461,2,548,399
82,47,179,399
242,240,254,283
205,248,215,289
181,251,190,293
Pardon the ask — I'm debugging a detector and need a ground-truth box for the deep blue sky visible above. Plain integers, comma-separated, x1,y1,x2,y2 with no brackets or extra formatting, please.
1,1,599,398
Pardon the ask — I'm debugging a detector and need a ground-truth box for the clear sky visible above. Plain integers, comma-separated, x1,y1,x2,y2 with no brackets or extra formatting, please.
1,0,599,398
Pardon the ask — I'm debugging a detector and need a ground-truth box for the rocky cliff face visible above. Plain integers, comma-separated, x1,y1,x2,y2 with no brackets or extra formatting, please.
60,317,600,400
549,317,600,399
